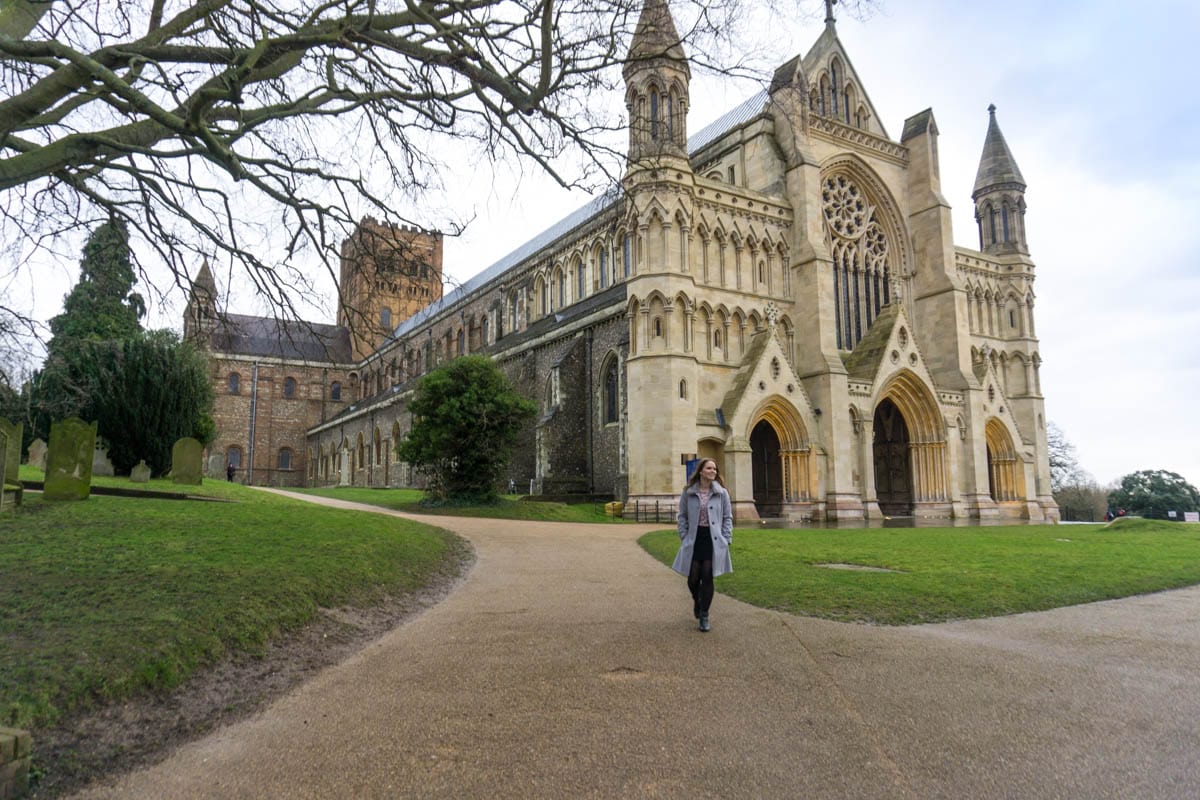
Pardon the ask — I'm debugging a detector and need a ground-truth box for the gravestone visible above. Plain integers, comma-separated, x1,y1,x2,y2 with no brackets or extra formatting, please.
44,417,97,501
130,460,151,483
27,438,47,471
92,442,115,477
206,453,225,480
0,418,21,486
171,437,203,485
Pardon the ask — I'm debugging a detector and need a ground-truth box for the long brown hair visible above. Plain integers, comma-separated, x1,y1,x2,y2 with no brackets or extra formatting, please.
686,458,724,489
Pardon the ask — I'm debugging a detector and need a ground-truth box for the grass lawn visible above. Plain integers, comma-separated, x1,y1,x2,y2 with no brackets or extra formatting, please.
639,518,1200,625
292,486,623,523
0,480,468,731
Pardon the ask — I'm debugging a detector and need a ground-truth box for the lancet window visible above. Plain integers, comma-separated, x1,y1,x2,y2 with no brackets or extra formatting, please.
822,174,892,350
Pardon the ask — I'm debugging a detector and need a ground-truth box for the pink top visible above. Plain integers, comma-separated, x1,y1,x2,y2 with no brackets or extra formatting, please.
698,486,711,527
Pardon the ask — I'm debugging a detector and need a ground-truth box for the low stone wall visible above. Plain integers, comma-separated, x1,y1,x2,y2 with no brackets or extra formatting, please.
0,727,31,799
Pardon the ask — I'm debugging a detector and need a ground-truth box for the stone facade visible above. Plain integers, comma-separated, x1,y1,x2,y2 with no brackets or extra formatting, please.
191,1,1058,522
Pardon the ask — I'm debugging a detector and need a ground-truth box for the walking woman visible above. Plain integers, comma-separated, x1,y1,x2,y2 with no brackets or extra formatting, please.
673,458,733,632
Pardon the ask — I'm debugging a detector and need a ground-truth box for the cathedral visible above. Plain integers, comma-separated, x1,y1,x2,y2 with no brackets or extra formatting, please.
187,0,1057,522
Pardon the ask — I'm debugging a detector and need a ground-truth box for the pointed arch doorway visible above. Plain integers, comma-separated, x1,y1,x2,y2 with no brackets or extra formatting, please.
751,419,783,516
873,398,913,515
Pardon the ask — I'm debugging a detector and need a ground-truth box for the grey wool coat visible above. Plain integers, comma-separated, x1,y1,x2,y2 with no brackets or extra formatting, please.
672,481,734,577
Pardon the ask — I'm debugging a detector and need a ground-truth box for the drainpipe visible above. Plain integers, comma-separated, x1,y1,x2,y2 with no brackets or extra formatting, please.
247,361,259,484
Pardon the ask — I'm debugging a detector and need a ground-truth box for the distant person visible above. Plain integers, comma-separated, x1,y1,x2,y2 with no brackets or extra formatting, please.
508,478,516,495
673,457,733,632
226,463,235,482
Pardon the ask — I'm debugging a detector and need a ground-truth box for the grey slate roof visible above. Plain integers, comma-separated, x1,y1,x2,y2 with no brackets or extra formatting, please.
387,91,773,345
210,313,353,363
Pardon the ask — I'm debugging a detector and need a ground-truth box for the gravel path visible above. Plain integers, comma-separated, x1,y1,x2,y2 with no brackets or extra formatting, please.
72,492,1200,799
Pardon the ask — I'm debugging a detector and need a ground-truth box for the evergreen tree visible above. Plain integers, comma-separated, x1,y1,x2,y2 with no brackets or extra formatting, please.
397,355,536,503
48,219,145,351
1108,470,1200,521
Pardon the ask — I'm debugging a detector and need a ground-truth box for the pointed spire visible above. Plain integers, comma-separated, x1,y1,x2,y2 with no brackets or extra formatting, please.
194,258,216,296
824,0,837,31
623,0,689,80
972,104,1025,199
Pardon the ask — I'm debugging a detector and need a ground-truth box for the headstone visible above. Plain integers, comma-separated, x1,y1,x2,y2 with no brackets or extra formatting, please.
44,417,97,501
171,437,203,485
27,438,47,471
206,453,225,479
338,445,351,486
92,442,115,477
0,418,21,486
130,460,152,483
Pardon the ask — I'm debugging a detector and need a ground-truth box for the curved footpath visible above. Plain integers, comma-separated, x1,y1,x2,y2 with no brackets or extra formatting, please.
74,491,1200,799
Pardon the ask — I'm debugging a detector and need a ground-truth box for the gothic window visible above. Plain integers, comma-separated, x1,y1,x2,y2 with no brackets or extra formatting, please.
457,329,465,355
539,279,548,315
650,89,660,139
331,381,342,401
482,315,490,345
278,448,293,470
603,359,619,424
988,207,997,244
227,373,240,395
728,165,735,185
227,445,242,469
510,294,519,331
374,429,383,465
599,247,608,289
283,377,296,398
679,379,687,399
654,317,662,337
714,329,722,349
557,269,566,306
1009,309,1017,329
667,89,675,139
380,307,392,328
830,64,839,115
822,174,892,350
623,234,632,277
1002,206,1011,242
357,434,365,469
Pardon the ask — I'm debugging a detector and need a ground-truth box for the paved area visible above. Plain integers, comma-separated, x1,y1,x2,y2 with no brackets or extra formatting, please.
75,494,1200,799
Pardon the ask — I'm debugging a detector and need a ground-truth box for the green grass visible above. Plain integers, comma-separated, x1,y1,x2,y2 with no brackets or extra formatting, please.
639,518,1200,625
0,483,468,730
292,486,623,523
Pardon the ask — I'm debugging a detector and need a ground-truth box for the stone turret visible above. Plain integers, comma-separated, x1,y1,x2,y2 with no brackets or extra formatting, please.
972,105,1029,255
623,0,690,165
183,259,218,342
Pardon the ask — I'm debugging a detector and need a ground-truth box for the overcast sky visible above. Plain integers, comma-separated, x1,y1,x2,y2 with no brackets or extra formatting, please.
22,0,1199,489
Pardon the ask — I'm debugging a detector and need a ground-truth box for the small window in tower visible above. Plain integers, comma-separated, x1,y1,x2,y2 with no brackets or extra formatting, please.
623,235,632,277
728,165,736,185
714,330,722,349
1002,207,1011,242
679,379,688,400
283,377,296,398
278,448,293,471
650,90,660,139
830,65,839,114
381,307,392,328
228,373,240,395
654,318,662,337
331,381,342,401
1009,310,1017,329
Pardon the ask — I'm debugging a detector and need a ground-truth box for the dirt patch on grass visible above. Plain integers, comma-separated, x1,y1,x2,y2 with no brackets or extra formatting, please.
29,536,474,798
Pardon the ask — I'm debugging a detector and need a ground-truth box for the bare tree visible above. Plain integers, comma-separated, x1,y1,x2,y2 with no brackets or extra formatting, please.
1,0,787,340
